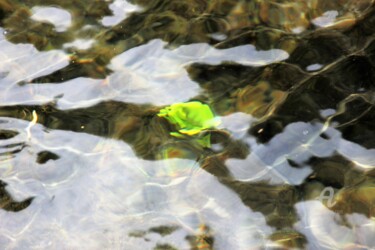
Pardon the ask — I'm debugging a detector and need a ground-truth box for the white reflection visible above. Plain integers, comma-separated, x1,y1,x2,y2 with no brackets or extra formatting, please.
225,121,375,185
0,28,69,107
30,7,72,32
0,118,272,249
106,39,288,106
63,39,95,50
0,36,288,109
219,112,255,140
101,0,142,27
0,28,69,86
306,63,323,71
312,11,339,28
295,201,375,249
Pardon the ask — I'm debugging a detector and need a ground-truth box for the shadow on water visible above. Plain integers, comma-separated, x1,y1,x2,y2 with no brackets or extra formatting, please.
1,0,375,249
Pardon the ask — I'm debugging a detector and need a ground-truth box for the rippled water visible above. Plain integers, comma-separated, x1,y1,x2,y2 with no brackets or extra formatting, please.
1,0,375,249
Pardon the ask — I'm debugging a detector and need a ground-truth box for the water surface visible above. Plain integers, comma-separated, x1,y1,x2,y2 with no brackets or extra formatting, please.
1,0,375,249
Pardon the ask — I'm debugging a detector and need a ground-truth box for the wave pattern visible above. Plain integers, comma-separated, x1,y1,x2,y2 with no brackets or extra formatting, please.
1,0,375,249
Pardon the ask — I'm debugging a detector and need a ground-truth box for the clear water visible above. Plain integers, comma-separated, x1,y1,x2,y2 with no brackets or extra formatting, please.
1,0,375,249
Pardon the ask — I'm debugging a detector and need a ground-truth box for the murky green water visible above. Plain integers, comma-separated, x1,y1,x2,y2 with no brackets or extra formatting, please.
1,0,375,249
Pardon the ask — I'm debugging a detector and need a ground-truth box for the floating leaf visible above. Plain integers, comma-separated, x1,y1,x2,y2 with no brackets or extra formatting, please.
158,101,220,147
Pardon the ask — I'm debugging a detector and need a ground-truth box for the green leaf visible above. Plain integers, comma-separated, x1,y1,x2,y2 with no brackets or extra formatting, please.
158,101,220,147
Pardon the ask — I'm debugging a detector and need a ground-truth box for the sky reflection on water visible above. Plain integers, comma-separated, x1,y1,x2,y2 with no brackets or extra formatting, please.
0,118,272,249
1,0,375,249
1,111,374,249
0,28,288,109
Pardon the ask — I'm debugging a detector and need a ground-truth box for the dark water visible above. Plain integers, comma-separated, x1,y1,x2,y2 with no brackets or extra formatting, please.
1,0,375,249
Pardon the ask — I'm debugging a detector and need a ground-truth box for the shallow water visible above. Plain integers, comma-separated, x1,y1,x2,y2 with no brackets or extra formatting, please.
1,0,375,249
